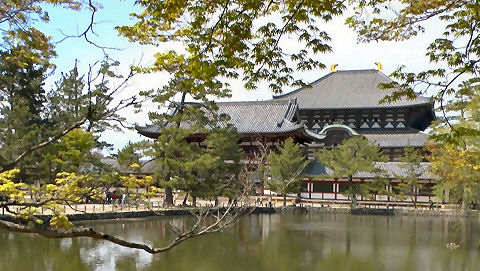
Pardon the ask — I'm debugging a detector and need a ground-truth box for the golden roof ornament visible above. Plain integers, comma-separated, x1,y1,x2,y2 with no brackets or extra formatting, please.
374,62,383,71
330,64,338,72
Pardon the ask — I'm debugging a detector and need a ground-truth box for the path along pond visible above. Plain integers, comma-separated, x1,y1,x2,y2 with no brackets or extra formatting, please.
1,213,480,271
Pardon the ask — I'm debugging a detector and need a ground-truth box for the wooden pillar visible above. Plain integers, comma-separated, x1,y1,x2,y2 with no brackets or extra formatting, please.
360,178,365,201
334,179,338,200
387,182,391,202
309,182,312,199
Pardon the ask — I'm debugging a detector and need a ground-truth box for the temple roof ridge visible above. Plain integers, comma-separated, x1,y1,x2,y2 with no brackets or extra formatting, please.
216,99,290,106
135,98,321,139
272,69,433,109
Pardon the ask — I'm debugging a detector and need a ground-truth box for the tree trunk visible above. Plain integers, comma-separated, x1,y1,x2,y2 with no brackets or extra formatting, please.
192,196,197,207
283,194,287,206
461,184,468,210
348,175,357,208
182,193,189,206
214,197,219,207
163,186,174,207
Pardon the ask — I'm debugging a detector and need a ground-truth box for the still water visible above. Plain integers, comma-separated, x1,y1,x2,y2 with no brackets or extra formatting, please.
1,213,480,271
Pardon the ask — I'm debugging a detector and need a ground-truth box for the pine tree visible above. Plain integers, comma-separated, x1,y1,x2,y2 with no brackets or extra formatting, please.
48,63,87,127
394,147,424,208
266,138,308,206
316,137,386,207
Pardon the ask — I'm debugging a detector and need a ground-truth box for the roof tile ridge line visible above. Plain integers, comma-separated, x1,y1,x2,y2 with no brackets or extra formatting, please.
335,69,377,73
277,99,292,127
272,71,337,99
376,70,434,101
272,69,391,100
216,99,290,105
285,98,298,122
135,124,149,130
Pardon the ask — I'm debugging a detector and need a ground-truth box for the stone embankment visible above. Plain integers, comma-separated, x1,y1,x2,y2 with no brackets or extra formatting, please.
1,203,476,224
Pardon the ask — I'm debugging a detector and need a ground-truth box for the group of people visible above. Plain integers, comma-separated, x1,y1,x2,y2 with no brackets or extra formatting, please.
105,190,127,205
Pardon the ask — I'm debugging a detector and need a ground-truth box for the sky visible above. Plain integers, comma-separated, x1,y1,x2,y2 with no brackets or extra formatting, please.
37,0,446,153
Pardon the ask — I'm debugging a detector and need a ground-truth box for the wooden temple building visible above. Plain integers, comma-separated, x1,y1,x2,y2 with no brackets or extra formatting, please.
136,68,436,203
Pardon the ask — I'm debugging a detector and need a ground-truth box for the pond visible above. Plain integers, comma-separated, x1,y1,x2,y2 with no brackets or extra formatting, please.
1,213,479,271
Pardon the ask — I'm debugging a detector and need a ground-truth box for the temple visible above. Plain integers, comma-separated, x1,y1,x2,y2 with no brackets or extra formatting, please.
136,68,436,203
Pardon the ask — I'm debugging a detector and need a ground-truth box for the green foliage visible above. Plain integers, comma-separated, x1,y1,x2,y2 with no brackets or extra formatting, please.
346,0,480,131
203,128,244,199
0,29,52,175
429,129,480,208
43,129,98,176
117,142,143,170
427,80,480,208
344,1,480,208
316,137,386,205
149,126,243,203
48,64,88,126
316,137,385,181
0,60,127,181
0,169,156,228
393,147,424,206
266,138,308,204
118,0,346,94
360,177,392,200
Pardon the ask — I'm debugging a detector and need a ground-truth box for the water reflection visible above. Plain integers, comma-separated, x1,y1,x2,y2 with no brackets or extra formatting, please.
1,214,480,271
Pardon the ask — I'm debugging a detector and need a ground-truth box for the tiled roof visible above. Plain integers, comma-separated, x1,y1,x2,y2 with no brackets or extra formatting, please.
273,69,433,109
136,99,322,138
303,160,327,176
358,128,422,134
214,100,303,134
349,162,434,180
305,161,434,180
363,132,429,147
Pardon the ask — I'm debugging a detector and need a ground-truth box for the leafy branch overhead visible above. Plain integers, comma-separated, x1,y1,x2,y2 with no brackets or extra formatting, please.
347,0,480,134
118,0,345,94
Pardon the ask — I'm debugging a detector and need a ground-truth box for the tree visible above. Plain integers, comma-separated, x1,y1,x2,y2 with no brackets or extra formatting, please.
47,62,88,127
428,89,480,209
1,0,252,254
266,138,308,206
117,142,144,170
346,0,480,138
346,1,480,209
393,147,424,208
0,58,139,173
0,0,142,175
146,124,244,207
316,137,386,207
118,0,345,94
429,142,480,209
42,129,98,180
0,30,54,182
193,128,244,204
0,167,251,254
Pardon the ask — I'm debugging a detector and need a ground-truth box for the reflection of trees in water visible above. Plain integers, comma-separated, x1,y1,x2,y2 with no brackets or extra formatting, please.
78,238,153,271
237,215,263,255
2,215,480,271
0,231,90,271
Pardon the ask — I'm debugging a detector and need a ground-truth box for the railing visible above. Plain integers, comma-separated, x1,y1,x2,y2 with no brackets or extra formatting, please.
0,196,446,216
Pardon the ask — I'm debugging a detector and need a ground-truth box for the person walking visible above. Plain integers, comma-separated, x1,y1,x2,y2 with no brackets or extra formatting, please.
112,191,118,204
